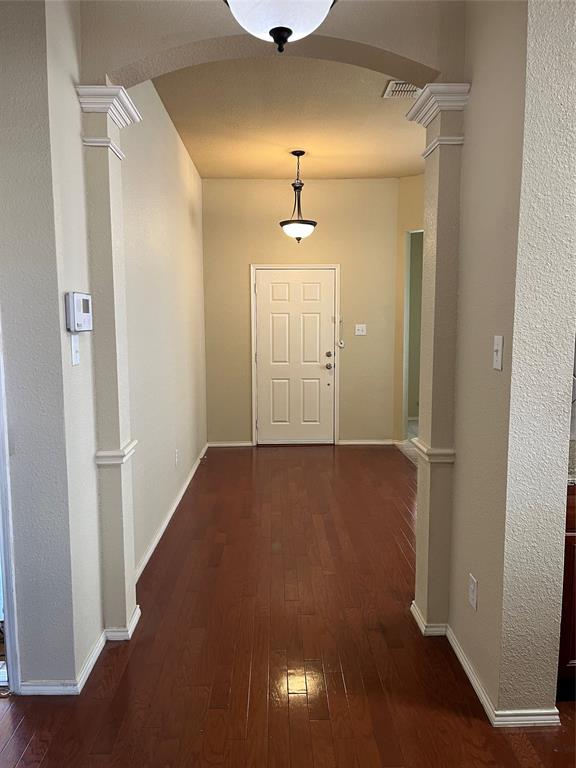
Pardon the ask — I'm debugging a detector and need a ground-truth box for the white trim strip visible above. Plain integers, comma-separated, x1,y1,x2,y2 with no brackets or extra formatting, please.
82,137,125,160
104,604,142,642
422,135,464,159
135,443,208,579
76,85,142,128
19,630,106,696
409,603,561,727
410,601,448,636
95,438,138,466
411,437,455,464
446,627,561,728
337,440,398,446
207,441,254,448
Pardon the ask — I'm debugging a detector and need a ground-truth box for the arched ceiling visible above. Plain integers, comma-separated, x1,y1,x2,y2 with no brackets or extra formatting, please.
153,57,425,178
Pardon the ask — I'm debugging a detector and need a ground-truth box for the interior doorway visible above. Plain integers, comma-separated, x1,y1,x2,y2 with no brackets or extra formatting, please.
251,265,339,445
403,230,424,441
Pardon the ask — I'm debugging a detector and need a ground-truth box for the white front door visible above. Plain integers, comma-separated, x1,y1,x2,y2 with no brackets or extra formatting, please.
254,267,336,444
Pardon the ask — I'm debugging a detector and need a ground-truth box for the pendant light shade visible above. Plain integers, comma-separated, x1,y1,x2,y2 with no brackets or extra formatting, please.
280,150,317,243
226,0,335,52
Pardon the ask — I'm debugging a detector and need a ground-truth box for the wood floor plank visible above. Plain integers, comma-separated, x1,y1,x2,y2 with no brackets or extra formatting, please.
5,446,572,768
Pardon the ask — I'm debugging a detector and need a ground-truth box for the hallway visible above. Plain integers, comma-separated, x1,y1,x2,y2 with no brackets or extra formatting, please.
1,447,574,767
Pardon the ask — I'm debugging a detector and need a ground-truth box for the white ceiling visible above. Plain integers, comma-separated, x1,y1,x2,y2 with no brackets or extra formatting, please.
153,57,425,179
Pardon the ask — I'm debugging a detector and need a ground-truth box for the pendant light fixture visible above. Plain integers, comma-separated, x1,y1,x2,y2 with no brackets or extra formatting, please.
224,1,336,52
280,150,317,243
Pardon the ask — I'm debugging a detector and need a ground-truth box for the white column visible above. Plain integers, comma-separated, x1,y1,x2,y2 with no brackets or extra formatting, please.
406,84,469,630
77,86,142,637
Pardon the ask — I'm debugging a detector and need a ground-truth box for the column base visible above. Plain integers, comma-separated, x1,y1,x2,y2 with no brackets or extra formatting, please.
104,604,141,642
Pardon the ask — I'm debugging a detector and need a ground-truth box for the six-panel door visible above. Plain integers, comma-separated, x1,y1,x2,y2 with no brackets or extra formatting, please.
255,268,336,444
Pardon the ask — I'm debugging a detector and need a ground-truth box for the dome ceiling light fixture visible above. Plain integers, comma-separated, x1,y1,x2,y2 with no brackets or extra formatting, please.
224,0,337,52
280,150,317,243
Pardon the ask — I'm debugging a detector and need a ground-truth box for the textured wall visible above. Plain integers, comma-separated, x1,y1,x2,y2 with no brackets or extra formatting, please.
122,81,207,570
203,178,421,443
0,1,76,683
498,0,576,710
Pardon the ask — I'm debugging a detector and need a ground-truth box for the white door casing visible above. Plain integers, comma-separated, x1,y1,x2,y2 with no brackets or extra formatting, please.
252,266,338,444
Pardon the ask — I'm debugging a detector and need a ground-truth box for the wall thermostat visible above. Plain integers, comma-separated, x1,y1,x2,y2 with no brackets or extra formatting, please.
65,292,93,333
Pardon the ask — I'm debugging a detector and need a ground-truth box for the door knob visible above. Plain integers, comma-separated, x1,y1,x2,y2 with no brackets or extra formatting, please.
325,363,333,370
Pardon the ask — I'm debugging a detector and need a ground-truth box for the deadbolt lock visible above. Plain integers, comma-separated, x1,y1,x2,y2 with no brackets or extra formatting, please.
326,350,333,357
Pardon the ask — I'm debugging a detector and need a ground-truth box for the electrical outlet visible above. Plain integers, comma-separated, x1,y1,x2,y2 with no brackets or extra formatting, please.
468,573,478,611
493,335,504,370
175,448,179,467
355,323,367,336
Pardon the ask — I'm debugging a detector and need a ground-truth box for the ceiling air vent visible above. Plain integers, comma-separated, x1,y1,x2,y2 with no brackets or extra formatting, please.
382,80,421,99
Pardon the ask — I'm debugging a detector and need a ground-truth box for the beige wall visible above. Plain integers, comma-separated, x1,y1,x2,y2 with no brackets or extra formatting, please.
449,0,527,705
122,81,207,571
203,178,423,444
393,175,425,438
46,0,103,677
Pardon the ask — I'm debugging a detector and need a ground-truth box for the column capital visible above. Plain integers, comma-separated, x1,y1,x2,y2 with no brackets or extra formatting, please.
76,85,142,129
406,83,470,127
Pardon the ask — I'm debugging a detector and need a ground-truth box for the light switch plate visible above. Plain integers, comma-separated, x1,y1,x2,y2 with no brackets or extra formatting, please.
70,334,80,366
493,335,504,370
468,573,478,611
355,324,367,336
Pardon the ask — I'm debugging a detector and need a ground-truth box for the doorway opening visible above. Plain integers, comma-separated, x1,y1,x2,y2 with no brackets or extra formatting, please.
403,230,423,442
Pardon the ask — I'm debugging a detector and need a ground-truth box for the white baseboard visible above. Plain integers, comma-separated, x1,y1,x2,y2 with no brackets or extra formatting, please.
19,629,106,696
410,600,448,636
208,441,254,448
409,602,561,727
135,443,208,580
105,604,141,642
337,439,398,446
445,627,560,728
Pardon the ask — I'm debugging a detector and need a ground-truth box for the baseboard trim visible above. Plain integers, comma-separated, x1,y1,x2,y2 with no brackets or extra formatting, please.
409,603,561,727
410,600,448,636
135,443,208,580
337,439,398,446
445,627,561,728
105,604,142,642
207,441,254,448
19,630,107,696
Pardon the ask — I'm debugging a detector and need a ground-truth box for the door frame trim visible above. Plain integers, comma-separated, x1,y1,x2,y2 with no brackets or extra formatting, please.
250,264,341,447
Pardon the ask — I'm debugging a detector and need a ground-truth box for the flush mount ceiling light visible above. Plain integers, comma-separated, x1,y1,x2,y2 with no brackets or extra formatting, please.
224,0,336,52
280,150,317,243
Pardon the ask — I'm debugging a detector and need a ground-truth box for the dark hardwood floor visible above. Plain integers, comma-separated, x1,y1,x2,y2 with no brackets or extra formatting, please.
1,446,574,767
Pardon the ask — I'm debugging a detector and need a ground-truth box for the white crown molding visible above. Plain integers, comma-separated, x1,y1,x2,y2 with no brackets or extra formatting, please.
76,85,142,129
104,604,141,641
410,601,448,636
406,83,470,127
135,444,208,579
411,437,455,464
95,438,138,466
82,137,125,161
422,135,464,159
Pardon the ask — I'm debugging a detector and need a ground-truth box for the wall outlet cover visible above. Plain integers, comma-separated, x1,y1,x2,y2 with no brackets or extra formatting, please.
355,324,367,336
